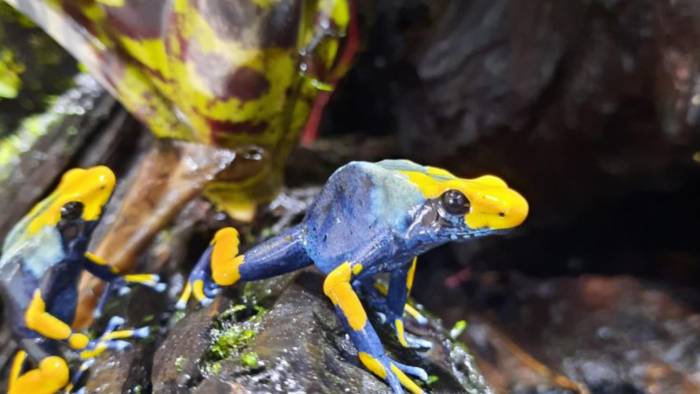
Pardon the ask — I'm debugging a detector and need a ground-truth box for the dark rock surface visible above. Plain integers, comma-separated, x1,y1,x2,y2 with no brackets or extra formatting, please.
150,271,490,393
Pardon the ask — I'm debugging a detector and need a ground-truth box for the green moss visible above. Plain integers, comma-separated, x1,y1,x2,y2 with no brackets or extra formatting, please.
0,48,23,99
209,327,256,359
240,352,259,368
170,310,186,325
202,303,267,375
205,361,222,375
449,320,468,339
175,356,186,373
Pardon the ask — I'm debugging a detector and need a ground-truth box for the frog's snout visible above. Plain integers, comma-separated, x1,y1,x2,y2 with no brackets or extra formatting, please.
496,188,529,229
463,176,529,231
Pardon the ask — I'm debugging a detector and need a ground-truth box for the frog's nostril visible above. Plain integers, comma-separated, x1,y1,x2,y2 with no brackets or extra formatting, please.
498,212,505,217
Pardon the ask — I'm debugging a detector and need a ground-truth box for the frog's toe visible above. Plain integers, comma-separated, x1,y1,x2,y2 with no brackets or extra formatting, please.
106,316,126,329
103,339,131,351
360,353,424,394
376,311,387,324
392,360,428,382
199,296,214,307
404,334,432,350
404,304,428,325
204,282,221,298
132,326,150,339
103,316,126,334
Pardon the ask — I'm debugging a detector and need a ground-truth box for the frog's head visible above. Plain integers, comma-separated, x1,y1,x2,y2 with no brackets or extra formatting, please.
26,166,116,236
391,161,528,242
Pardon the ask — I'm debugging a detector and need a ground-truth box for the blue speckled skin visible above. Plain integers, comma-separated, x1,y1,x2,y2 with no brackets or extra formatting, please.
188,160,523,393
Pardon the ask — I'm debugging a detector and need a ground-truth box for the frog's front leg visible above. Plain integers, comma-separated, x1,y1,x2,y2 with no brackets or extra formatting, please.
25,290,90,350
362,259,430,350
83,252,162,289
8,349,69,394
323,262,427,394
177,226,312,308
385,258,431,349
83,252,163,318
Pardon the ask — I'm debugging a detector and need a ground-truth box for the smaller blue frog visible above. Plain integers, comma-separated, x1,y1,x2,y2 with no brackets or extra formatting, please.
0,166,163,394
178,159,528,393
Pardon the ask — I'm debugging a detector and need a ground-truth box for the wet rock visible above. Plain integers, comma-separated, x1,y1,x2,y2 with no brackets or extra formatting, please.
152,270,490,393
152,305,221,393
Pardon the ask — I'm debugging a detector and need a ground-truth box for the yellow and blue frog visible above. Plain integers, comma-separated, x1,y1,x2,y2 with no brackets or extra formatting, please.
178,159,529,394
0,166,162,394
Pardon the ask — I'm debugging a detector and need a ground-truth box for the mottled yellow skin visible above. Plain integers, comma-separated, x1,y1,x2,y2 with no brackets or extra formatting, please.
5,0,355,214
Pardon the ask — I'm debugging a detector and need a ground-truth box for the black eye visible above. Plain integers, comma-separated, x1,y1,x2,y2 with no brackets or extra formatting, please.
440,190,470,215
61,201,84,220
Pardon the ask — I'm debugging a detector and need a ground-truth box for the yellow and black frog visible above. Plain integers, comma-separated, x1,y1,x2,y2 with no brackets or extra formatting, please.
0,166,162,394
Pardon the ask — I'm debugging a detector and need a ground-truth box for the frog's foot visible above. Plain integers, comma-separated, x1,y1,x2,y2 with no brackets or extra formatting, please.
8,352,70,394
78,316,151,360
403,303,428,326
94,275,165,319
391,318,432,350
175,276,214,310
359,352,428,394
177,227,243,310
404,333,432,350
122,274,166,292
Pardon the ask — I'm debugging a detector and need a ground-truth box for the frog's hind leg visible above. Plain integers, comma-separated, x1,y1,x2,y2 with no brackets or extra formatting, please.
8,349,70,394
178,226,312,308
324,262,427,394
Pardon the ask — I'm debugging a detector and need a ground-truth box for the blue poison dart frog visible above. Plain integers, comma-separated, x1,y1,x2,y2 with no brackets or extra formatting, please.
0,166,164,394
178,159,529,394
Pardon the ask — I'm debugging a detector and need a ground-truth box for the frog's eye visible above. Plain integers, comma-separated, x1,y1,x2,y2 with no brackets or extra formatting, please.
61,201,84,220
440,189,470,216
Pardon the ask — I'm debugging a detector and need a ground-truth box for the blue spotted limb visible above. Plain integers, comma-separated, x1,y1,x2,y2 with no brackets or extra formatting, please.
324,262,428,394
177,226,311,309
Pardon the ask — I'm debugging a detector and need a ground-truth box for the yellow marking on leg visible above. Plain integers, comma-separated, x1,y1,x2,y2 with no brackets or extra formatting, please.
404,304,425,322
193,279,206,302
100,329,134,341
352,263,363,275
85,252,107,265
68,333,89,349
8,351,27,393
80,343,108,360
395,319,408,347
323,262,367,331
406,257,417,291
358,352,386,379
390,363,424,394
124,274,159,285
374,281,388,295
177,282,192,307
8,356,69,394
85,252,119,273
25,290,72,340
210,227,245,286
